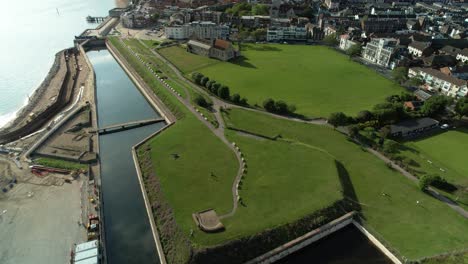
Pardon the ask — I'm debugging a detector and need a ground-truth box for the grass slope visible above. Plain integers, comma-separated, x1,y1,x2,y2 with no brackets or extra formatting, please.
109,37,343,249
222,108,468,260
34,157,87,171
193,44,403,118
400,128,468,187
198,129,342,246
159,45,220,73
108,36,238,243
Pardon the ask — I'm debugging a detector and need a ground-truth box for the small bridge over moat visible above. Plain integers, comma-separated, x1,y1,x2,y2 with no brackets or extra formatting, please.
96,118,165,135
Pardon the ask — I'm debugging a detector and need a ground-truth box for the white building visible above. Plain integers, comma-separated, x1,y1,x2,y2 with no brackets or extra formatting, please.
165,21,229,40
362,38,397,68
267,27,307,42
408,41,431,57
339,34,358,51
73,240,99,264
409,67,468,98
121,11,149,29
456,48,468,63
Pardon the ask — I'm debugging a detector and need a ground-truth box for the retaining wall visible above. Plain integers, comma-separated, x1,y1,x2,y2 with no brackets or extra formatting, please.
246,212,356,264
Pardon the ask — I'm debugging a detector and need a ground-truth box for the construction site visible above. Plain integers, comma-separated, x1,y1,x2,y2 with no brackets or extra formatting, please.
0,36,104,264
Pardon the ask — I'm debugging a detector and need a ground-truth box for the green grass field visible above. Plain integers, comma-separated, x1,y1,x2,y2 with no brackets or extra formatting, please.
200,129,343,246
109,37,468,260
222,108,468,260
399,129,468,187
109,37,343,247
164,44,404,118
158,45,220,73
34,157,87,171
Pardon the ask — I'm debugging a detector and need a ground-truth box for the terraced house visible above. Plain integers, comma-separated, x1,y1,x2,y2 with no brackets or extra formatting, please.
409,67,468,98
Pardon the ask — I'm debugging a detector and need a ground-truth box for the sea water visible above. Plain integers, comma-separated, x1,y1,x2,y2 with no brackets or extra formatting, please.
0,0,121,127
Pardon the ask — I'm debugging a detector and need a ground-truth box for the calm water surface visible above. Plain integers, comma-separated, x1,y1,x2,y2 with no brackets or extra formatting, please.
278,225,392,264
0,0,116,126
88,50,162,264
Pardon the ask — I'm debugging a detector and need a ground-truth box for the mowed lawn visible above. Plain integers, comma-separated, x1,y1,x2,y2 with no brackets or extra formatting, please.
158,45,220,73
222,108,468,260
199,130,343,246
111,37,342,247
195,44,403,118
399,128,468,187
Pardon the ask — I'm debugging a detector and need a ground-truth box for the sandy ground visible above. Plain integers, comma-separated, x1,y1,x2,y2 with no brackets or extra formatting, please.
0,180,85,264
115,22,167,41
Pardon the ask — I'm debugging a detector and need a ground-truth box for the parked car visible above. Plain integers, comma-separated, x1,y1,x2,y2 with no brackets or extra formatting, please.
440,124,449,129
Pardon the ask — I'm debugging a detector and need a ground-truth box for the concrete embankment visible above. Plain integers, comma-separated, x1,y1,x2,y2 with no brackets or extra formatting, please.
245,212,402,264
105,39,176,124
105,37,174,264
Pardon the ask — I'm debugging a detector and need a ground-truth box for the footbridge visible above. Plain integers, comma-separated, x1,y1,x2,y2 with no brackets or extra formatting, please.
97,118,165,135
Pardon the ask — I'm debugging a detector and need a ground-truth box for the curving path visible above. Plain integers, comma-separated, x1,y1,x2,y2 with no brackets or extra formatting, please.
121,39,244,218
133,38,468,220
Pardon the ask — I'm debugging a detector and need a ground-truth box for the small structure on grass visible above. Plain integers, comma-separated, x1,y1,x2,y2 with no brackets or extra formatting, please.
192,209,225,233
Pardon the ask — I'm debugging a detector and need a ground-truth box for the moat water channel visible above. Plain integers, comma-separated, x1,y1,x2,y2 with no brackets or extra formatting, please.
88,49,392,264
88,49,163,264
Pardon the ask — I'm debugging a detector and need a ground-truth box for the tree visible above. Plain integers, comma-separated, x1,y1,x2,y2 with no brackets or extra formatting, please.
150,13,159,23
218,86,230,100
252,4,269,15
211,83,221,94
252,28,267,41
231,93,241,104
206,80,216,90
379,125,391,139
301,7,314,20
421,95,450,117
382,139,399,153
400,92,416,102
419,175,433,191
323,33,338,46
408,76,424,87
192,72,204,84
357,110,373,122
200,76,209,87
240,97,248,106
237,29,251,51
348,125,360,138
194,95,209,108
328,112,348,128
346,44,362,58
455,97,468,119
392,67,408,84
263,98,276,112
287,104,297,114
275,100,289,114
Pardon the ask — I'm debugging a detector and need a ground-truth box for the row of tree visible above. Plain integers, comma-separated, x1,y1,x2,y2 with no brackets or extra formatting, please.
225,2,269,16
262,98,296,115
192,72,248,105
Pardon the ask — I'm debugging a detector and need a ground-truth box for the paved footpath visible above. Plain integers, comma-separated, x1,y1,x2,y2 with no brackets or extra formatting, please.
136,38,468,220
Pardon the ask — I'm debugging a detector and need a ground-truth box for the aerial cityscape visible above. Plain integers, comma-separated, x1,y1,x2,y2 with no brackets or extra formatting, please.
0,0,467,263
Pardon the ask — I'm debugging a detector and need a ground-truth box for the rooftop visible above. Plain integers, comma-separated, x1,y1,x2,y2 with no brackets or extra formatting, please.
411,67,466,86
390,117,439,135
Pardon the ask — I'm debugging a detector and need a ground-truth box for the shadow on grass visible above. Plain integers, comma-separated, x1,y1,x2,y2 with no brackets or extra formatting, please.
230,56,257,68
335,160,362,216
